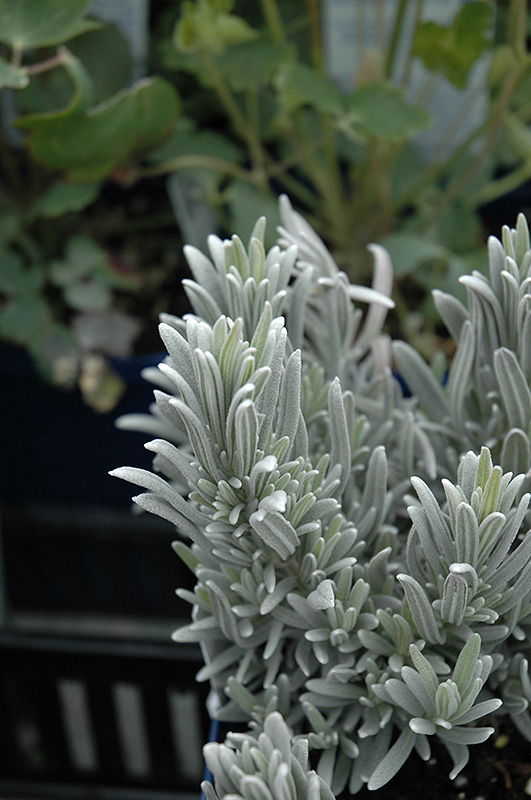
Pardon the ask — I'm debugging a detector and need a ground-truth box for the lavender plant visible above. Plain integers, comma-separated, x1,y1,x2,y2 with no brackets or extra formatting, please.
112,199,531,797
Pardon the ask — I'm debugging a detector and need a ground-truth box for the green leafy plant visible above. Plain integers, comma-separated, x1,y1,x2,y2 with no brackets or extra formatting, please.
113,198,531,796
148,0,531,347
2,0,531,409
0,0,181,409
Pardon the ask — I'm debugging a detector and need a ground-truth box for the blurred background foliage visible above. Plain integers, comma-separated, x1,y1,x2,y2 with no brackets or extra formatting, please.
0,0,530,410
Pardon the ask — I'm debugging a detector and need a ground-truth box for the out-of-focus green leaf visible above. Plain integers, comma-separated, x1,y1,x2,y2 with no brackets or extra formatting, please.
0,0,100,49
175,0,257,55
0,297,50,345
381,232,449,277
344,83,431,142
275,62,344,116
18,77,180,181
0,56,28,89
412,2,493,89
226,181,280,249
64,279,111,311
217,38,294,92
148,123,242,164
15,47,94,125
49,236,107,284
68,23,132,103
0,247,43,295
32,180,100,218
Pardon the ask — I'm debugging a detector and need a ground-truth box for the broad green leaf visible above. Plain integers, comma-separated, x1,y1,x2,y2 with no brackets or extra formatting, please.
381,232,449,277
68,23,132,104
217,38,294,92
413,2,493,89
275,62,344,117
148,124,242,165
64,280,111,311
175,1,257,55
226,181,281,250
346,83,431,142
0,247,43,295
0,296,50,345
18,77,180,181
31,180,100,218
0,56,28,89
0,0,100,49
15,47,94,126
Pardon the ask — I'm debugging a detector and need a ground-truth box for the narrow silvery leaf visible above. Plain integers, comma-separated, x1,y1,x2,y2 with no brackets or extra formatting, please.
234,399,259,476
195,350,226,446
367,728,416,791
144,439,200,488
170,398,222,480
158,322,197,393
250,510,299,560
411,477,454,564
130,493,213,552
288,266,314,351
256,328,288,449
183,243,223,298
452,634,481,696
381,678,426,716
440,572,467,625
398,575,443,644
454,502,479,565
440,726,494,746
327,378,351,496
493,347,531,430
453,698,502,725
408,644,440,697
447,321,474,426
460,273,507,349
400,666,434,714
182,279,224,325
432,290,468,343
501,428,531,476
277,350,302,451
206,580,243,645
353,244,394,360
392,341,448,422
109,467,209,529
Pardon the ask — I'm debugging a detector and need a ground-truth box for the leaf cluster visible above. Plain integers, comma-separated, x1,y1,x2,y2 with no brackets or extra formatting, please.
114,201,531,796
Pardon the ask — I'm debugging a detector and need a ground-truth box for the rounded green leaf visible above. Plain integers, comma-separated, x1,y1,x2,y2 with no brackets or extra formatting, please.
275,62,344,117
0,0,100,49
18,76,181,181
346,83,431,142
31,180,100,218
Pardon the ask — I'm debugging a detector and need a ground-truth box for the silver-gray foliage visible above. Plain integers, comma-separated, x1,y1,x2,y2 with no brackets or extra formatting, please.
112,200,531,796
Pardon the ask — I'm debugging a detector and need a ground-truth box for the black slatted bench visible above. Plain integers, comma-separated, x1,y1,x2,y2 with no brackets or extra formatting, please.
0,631,209,800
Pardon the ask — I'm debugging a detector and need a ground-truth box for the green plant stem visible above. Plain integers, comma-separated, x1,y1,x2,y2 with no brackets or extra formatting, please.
25,49,68,75
200,50,249,139
386,0,409,79
304,0,324,72
468,158,531,208
199,50,268,186
401,0,424,86
132,154,254,183
260,0,286,44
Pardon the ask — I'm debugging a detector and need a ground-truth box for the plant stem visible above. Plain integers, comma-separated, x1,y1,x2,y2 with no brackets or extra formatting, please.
386,0,409,79
304,0,324,72
260,0,286,44
132,155,254,183
25,49,68,75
